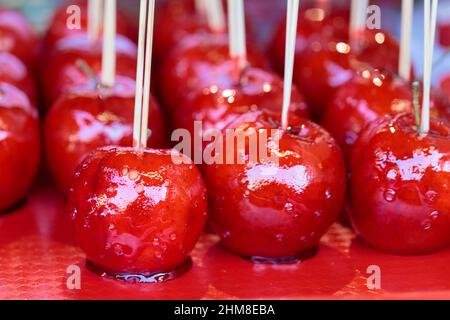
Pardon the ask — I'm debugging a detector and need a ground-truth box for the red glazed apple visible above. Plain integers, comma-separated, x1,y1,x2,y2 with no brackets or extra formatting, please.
42,0,135,49
0,52,36,105
203,111,346,259
322,68,450,160
44,77,166,194
0,8,38,66
0,82,40,211
68,146,207,280
158,33,268,113
294,38,354,120
173,67,309,138
293,29,399,120
349,113,450,255
41,34,137,107
154,0,210,62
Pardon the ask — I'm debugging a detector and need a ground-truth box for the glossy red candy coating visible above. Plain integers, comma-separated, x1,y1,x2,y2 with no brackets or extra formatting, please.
349,113,450,255
291,29,399,120
154,0,210,62
44,77,166,194
203,111,346,259
173,67,309,136
41,34,137,107
323,68,410,160
158,33,268,112
68,146,208,275
0,82,40,212
0,8,38,66
42,0,135,49
322,68,450,161
294,39,353,120
0,52,36,105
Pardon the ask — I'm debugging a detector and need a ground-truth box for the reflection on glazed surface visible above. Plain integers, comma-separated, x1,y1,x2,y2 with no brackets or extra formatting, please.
68,147,208,276
173,67,309,141
350,113,450,255
0,82,40,212
0,8,38,66
204,111,346,260
44,78,166,194
158,33,268,112
42,34,138,106
0,52,36,104
322,67,450,161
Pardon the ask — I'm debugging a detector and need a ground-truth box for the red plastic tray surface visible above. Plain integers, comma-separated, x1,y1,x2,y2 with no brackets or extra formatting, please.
1,181,450,300
1,0,449,301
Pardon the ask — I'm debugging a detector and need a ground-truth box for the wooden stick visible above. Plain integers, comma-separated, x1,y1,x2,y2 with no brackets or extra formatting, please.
133,0,148,148
349,0,368,47
88,0,103,41
101,0,116,87
227,0,247,81
420,0,439,134
205,0,226,34
282,0,300,130
421,0,431,133
430,0,438,54
195,0,207,18
399,0,413,81
139,0,155,148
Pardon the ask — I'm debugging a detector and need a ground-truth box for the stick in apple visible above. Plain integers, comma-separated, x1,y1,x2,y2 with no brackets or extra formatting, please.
205,0,226,34
195,0,207,19
227,0,247,82
281,0,300,130
133,0,148,148
133,0,156,149
399,0,414,81
349,0,368,48
420,0,439,134
88,0,103,41
139,0,155,148
101,0,116,87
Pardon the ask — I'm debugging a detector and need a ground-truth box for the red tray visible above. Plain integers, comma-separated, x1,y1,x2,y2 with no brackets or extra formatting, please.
1,181,450,300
